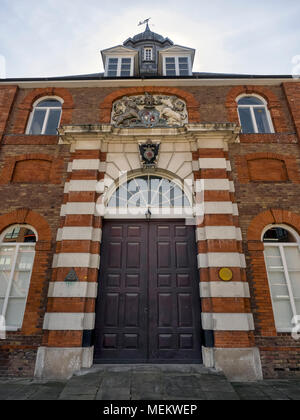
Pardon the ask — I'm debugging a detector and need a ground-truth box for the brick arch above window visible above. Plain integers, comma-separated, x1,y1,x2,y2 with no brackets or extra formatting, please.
99,87,200,123
225,85,288,133
0,153,64,184
0,208,52,244
248,209,300,243
13,88,74,134
236,152,300,183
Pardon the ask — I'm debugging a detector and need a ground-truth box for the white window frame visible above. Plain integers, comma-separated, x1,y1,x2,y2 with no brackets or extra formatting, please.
0,225,37,331
263,224,300,332
26,96,63,135
143,47,153,61
105,56,134,77
162,55,192,76
237,94,274,134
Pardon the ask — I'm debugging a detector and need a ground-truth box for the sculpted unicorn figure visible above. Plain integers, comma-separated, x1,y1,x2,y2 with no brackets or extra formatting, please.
159,96,187,126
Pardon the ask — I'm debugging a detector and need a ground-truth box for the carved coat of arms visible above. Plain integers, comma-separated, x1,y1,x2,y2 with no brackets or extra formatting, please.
111,92,188,128
139,141,160,167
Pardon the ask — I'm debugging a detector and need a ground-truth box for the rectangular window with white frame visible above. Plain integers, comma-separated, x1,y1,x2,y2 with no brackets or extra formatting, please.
0,225,37,331
144,47,153,61
106,57,133,77
163,56,191,76
264,241,300,332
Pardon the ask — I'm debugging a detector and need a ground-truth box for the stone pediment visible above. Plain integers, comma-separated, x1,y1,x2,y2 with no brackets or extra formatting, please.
111,92,188,128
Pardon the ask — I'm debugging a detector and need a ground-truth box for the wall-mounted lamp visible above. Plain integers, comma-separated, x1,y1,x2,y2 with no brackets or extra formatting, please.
145,208,152,221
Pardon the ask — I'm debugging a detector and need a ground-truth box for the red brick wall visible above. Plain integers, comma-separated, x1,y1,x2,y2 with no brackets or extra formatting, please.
4,84,295,133
229,139,300,378
0,86,18,142
225,85,290,133
283,82,300,139
236,152,300,183
0,140,71,376
0,153,64,184
0,81,299,378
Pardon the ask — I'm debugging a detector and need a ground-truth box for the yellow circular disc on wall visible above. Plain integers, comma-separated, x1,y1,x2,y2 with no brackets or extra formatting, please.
219,268,233,282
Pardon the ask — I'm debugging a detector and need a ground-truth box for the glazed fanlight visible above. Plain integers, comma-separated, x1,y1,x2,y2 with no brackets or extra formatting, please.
108,175,190,209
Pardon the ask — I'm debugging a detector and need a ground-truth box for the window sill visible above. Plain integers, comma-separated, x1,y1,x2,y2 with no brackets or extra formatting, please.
5,327,21,332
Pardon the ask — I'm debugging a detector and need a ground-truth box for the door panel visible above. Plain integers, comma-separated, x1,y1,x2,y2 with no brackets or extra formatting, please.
94,220,202,363
94,222,148,361
148,222,202,361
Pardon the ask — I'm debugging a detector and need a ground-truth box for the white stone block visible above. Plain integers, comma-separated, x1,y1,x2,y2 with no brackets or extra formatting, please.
200,282,250,298
48,282,98,298
199,158,227,169
201,313,254,331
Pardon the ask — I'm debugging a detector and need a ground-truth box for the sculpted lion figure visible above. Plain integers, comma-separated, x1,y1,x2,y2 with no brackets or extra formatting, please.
112,96,141,126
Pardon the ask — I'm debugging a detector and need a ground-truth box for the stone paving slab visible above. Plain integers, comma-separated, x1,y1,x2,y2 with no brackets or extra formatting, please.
0,365,300,400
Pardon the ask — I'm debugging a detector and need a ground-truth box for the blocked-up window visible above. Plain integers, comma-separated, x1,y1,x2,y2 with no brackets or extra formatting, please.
248,158,288,182
12,159,52,183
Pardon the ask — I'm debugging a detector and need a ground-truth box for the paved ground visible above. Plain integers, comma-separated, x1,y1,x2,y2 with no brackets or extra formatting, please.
0,365,299,400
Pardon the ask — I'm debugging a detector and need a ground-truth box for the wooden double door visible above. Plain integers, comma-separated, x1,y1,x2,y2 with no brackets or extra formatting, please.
94,220,202,363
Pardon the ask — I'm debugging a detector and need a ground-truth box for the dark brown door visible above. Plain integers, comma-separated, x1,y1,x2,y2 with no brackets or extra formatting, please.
94,220,202,363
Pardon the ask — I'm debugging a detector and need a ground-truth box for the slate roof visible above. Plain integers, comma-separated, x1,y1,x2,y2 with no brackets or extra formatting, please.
0,72,294,82
123,23,173,46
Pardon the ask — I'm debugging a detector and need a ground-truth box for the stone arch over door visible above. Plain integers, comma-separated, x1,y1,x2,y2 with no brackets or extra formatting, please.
103,142,195,186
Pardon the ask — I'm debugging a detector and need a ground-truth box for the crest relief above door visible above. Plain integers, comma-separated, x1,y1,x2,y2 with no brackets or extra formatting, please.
111,92,188,128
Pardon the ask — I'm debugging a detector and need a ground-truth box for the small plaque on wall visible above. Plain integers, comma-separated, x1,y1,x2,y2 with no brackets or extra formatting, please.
219,268,233,282
65,268,78,283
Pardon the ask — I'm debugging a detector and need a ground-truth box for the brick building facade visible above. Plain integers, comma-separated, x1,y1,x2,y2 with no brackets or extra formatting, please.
0,25,299,380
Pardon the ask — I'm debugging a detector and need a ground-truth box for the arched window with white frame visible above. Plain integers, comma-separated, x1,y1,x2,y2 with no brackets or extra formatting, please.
105,174,193,218
27,97,62,135
263,225,300,332
0,225,37,331
237,95,274,134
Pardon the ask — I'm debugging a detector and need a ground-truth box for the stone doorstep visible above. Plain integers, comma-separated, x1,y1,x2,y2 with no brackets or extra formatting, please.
73,363,222,377
1,370,300,400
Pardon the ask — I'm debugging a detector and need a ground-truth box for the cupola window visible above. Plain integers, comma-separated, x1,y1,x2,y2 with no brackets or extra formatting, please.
144,47,153,61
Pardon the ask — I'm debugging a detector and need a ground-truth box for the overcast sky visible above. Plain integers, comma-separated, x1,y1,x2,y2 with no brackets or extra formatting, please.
0,0,299,78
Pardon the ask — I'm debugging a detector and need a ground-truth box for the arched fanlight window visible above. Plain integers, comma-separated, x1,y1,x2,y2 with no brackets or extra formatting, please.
237,96,274,134
263,225,300,331
107,175,192,217
27,98,62,135
0,225,37,330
